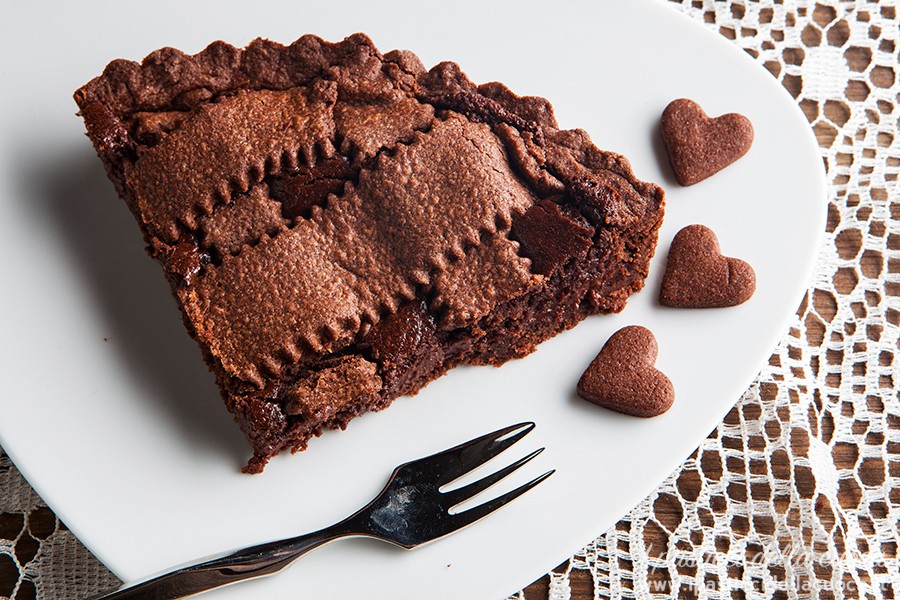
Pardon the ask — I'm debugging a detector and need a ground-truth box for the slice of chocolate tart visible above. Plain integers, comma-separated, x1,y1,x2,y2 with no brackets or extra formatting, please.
75,34,665,472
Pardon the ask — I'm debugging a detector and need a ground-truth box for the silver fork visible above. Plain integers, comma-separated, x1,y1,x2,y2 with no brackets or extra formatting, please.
92,422,553,599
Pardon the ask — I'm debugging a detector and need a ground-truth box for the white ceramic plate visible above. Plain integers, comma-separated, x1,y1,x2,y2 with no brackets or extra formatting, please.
0,1,825,598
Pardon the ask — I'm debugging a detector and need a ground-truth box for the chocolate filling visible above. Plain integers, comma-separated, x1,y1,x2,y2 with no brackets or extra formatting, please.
268,157,358,220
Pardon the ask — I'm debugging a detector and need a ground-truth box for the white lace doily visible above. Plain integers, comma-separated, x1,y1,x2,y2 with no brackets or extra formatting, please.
511,1,900,598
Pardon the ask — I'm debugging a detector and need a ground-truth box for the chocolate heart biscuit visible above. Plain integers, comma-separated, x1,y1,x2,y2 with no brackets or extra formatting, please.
660,224,756,308
577,325,674,418
661,98,753,186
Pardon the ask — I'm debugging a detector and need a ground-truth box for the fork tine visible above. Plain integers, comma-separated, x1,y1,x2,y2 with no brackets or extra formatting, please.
409,422,535,485
446,469,555,530
442,447,545,508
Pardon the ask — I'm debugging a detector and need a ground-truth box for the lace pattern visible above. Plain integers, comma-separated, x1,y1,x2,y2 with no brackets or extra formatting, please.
513,1,900,598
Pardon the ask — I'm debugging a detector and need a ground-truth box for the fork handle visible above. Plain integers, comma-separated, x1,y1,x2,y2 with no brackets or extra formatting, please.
91,518,359,599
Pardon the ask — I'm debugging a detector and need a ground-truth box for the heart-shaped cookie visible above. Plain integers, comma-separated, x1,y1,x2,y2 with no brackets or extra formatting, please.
661,98,753,186
577,325,674,418
660,224,756,308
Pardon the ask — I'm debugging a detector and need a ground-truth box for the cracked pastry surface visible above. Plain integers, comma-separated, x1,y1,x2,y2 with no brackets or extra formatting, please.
75,33,666,472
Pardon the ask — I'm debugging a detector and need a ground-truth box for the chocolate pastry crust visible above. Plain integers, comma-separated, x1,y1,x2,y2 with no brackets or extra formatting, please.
75,34,665,472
